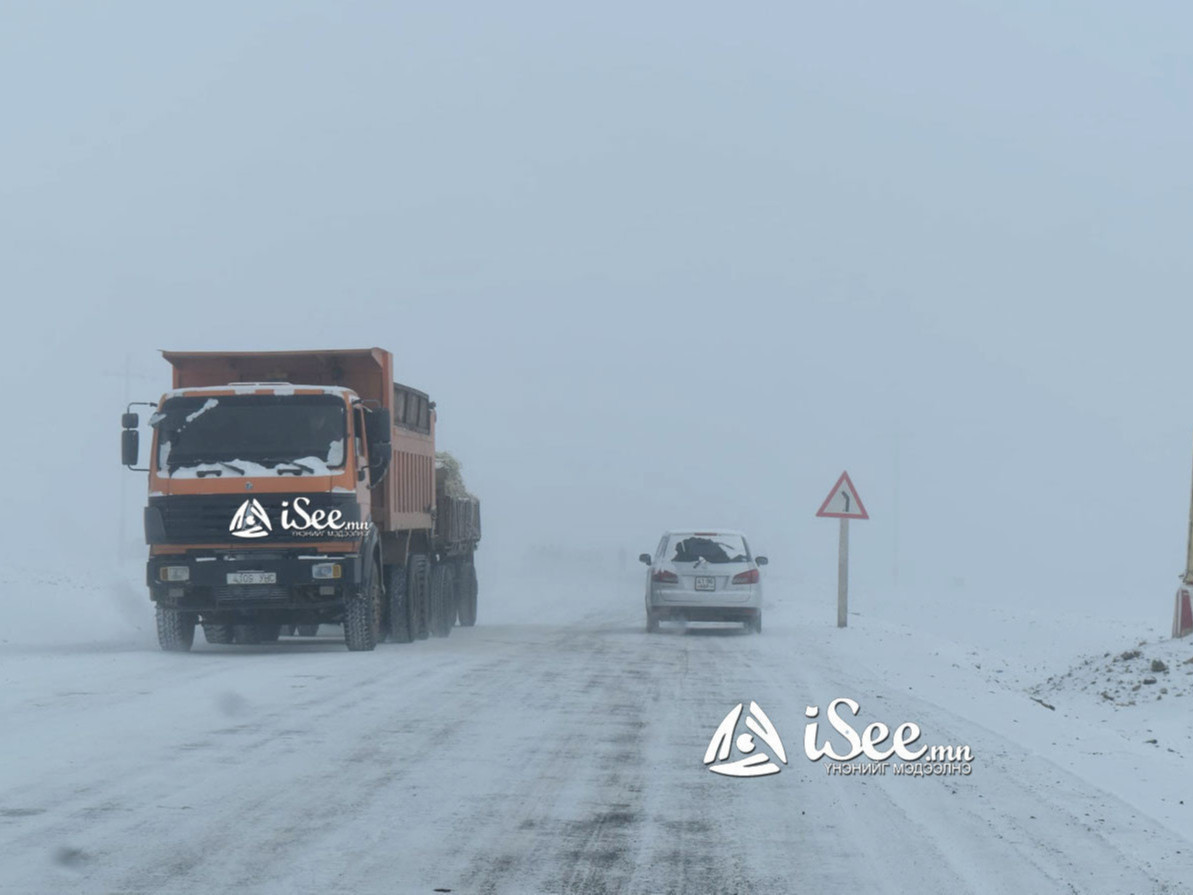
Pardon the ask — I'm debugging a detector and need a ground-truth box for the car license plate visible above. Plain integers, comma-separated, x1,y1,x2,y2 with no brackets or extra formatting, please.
695,576,716,592
226,571,276,585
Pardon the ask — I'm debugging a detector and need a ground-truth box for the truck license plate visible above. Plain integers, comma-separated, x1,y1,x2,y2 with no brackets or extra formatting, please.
226,571,276,585
695,576,716,591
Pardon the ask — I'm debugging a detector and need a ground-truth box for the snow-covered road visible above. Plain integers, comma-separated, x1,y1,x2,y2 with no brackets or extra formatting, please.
2,575,1191,894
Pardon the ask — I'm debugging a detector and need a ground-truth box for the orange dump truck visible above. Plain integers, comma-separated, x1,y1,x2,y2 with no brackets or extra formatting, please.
120,348,481,652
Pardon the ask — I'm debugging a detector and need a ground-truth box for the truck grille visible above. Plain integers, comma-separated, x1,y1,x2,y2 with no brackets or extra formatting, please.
147,493,361,545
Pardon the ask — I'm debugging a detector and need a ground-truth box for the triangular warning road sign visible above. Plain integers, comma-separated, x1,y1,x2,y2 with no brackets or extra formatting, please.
816,471,869,520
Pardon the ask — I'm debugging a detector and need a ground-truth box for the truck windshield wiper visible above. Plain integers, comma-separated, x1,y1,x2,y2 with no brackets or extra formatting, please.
169,458,245,476
258,458,315,475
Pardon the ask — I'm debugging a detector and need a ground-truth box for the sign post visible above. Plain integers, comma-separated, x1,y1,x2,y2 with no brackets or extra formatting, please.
816,471,869,628
1176,436,1193,639
1185,433,1193,586
837,518,849,628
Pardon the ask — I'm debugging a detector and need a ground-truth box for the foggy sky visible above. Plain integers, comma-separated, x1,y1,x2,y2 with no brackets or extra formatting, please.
3,2,1191,619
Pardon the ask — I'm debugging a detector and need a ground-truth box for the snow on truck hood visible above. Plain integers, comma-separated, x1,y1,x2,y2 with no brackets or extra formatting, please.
164,455,342,479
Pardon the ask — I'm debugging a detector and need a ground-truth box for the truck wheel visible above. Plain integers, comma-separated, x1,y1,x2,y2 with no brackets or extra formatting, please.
296,625,319,637
156,606,196,652
429,563,455,638
257,625,281,643
344,560,383,651
386,565,411,644
407,555,431,641
202,623,234,645
456,560,478,627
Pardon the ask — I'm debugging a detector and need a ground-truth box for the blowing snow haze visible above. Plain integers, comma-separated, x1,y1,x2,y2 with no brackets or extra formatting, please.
1,3,1190,615
6,5,1193,895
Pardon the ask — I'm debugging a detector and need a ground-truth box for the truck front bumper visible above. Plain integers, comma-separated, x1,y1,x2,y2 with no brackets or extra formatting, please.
148,551,362,612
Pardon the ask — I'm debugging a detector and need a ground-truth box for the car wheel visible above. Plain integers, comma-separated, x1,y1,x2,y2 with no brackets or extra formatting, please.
646,610,659,633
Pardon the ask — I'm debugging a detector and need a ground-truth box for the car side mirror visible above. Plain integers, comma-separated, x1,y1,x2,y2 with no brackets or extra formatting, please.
756,556,768,566
122,428,140,467
638,553,652,565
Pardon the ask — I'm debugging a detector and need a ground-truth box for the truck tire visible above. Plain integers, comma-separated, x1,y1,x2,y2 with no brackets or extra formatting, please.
429,563,455,638
386,565,411,644
156,606,196,652
296,625,319,637
456,560,478,627
344,559,383,651
407,555,430,641
202,622,234,645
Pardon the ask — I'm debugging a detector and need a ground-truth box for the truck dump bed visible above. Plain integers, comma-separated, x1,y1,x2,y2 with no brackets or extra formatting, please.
162,348,394,407
436,493,481,553
433,452,481,553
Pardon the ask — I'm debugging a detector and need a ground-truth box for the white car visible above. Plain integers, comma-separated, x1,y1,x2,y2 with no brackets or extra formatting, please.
640,530,767,633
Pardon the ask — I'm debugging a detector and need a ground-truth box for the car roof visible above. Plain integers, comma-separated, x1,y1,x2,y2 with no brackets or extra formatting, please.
663,529,747,538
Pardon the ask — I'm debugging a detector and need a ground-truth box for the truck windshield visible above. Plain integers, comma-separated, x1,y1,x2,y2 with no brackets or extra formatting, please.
152,394,348,474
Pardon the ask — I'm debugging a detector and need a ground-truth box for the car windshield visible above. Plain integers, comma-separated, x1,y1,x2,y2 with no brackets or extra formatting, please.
151,394,347,472
666,534,749,564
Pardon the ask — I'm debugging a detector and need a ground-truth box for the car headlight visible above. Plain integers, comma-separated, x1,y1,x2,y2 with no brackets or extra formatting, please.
311,562,342,580
159,566,190,582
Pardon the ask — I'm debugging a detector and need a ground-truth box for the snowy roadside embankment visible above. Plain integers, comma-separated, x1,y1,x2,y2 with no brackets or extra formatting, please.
767,578,1193,847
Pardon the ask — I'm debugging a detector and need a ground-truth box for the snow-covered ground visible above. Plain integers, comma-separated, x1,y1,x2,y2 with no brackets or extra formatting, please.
1,564,1191,894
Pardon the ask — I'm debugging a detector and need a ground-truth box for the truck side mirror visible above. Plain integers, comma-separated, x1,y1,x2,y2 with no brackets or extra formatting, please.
369,451,391,485
122,412,139,429
365,408,392,486
122,429,140,467
639,553,652,564
365,408,391,446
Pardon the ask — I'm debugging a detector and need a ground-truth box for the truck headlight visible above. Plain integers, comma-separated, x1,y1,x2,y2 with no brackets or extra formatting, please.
311,563,342,580
159,566,190,582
